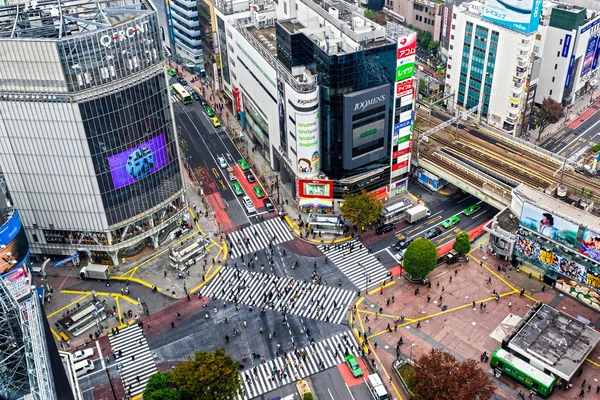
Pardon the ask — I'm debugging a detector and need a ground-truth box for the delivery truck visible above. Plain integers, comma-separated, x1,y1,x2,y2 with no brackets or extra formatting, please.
79,264,111,280
405,205,431,224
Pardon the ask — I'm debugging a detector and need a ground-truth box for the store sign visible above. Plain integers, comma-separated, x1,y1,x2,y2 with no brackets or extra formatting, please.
397,134,411,144
354,95,387,112
99,21,150,47
53,253,79,268
298,179,333,199
482,0,542,34
413,0,437,6
392,160,409,171
565,55,575,88
296,111,320,175
0,209,22,245
562,34,572,58
396,63,415,81
2,265,30,302
392,148,411,159
234,88,241,113
396,79,414,98
442,7,449,38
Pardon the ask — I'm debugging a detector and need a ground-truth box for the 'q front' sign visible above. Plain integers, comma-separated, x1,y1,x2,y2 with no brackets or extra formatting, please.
99,21,150,48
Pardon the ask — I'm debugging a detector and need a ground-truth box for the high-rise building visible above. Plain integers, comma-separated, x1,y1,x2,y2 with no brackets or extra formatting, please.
165,0,205,73
0,0,185,265
445,0,541,134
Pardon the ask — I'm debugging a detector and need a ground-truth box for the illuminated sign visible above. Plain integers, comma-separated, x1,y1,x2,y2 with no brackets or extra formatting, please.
396,79,414,98
396,63,415,81
99,21,150,48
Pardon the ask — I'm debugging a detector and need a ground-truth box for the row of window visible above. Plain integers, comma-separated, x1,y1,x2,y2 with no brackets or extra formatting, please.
415,15,435,26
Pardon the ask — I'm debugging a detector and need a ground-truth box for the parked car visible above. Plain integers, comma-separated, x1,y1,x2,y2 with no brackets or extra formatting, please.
217,156,227,168
210,117,221,127
441,216,460,229
231,182,244,196
394,238,413,251
204,106,214,117
422,227,442,240
463,204,481,216
375,223,395,235
242,196,256,214
245,171,256,183
344,354,363,377
191,91,200,101
199,98,208,108
264,198,275,212
253,185,265,198
72,348,94,363
239,159,249,171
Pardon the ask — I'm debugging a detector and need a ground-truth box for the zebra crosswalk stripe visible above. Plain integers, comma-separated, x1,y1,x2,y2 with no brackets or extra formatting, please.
171,95,179,103
200,267,354,324
108,325,157,397
237,330,360,400
228,218,295,258
318,244,389,291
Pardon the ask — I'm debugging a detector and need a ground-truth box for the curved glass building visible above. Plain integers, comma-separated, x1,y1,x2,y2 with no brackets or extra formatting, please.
0,0,185,265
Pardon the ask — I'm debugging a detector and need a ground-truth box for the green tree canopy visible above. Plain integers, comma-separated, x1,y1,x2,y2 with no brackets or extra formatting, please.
537,97,564,134
170,348,241,400
303,393,315,400
364,9,375,21
593,143,600,153
452,231,471,255
418,31,433,50
340,190,383,229
143,372,181,400
413,349,496,400
403,238,437,279
428,40,440,56
419,77,428,96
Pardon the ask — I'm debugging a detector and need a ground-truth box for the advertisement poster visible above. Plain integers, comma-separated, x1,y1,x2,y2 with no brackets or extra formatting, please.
581,229,600,262
295,111,320,175
298,180,333,199
108,134,169,189
519,202,579,247
565,55,575,89
482,0,542,34
593,36,600,71
2,265,31,302
581,36,598,77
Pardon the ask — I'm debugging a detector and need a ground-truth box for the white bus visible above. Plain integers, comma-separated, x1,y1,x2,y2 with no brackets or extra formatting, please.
379,197,413,224
367,374,389,400
169,242,200,264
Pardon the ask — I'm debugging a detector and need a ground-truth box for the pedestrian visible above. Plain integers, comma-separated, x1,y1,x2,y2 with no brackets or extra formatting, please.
136,375,140,383
449,276,452,283
582,379,587,387
579,389,585,398
226,335,229,344
508,301,512,308
427,295,431,303
163,271,167,278
416,322,421,328
171,321,175,328
472,300,476,309
177,312,181,320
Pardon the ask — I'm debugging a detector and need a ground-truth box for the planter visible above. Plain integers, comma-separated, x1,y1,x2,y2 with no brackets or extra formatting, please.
393,360,417,399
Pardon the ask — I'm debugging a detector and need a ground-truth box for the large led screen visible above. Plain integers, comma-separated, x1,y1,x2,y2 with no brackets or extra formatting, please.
108,134,169,189
519,202,579,247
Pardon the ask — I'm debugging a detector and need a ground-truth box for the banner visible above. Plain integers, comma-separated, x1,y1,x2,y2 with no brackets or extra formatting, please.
561,34,572,58
482,0,542,34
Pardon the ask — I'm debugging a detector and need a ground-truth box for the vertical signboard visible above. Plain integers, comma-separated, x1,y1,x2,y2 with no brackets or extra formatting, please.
565,55,575,88
295,111,320,175
561,34,572,58
581,36,598,77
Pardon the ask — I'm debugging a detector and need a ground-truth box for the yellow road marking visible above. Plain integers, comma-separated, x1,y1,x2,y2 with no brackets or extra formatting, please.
47,294,89,318
368,280,396,295
367,341,403,399
357,309,415,322
50,327,62,341
586,358,600,367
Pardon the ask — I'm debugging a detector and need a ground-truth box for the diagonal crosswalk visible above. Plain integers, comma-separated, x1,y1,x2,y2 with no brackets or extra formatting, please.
228,218,295,258
200,267,354,324
237,330,360,400
108,325,157,397
318,242,389,291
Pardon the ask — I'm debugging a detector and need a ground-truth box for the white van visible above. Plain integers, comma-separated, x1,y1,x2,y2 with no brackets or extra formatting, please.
367,374,389,400
73,359,95,377
242,196,256,214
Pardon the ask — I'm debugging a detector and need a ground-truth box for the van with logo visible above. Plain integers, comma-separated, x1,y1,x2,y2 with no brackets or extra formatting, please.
73,359,95,377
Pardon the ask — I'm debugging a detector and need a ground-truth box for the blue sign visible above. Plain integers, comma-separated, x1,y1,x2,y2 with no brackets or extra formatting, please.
399,119,412,129
53,253,79,268
565,55,575,89
482,0,542,34
562,34,572,58
581,36,598,77
581,18,600,34
593,37,600,71
0,209,22,245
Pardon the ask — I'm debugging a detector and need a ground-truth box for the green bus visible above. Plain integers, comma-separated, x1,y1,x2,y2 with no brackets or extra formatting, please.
490,348,556,397
171,83,192,105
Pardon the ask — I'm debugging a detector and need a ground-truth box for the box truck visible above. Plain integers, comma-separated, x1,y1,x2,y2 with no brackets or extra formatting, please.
79,264,110,280
405,205,431,224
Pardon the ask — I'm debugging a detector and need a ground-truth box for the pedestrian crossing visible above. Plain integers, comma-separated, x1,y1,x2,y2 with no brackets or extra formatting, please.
108,325,157,397
318,242,389,291
228,218,295,258
200,267,354,324
237,330,360,400
171,85,197,103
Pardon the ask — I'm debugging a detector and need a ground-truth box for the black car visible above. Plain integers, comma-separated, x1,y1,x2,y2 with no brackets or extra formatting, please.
177,77,187,86
191,91,200,101
375,223,395,235
199,98,208,108
422,227,442,240
264,198,275,212
245,171,255,183
394,238,413,251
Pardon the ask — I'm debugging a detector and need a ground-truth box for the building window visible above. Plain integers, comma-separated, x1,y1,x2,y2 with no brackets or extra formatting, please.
32,234,38,243
554,64,558,70
549,90,553,96
450,45,453,50
552,76,555,82
447,74,451,79
452,24,456,29
559,38,563,45
557,51,560,57
284,1,287,14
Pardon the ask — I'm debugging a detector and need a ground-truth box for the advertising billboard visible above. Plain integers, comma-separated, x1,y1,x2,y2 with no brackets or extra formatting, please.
396,79,414,98
562,34,572,58
482,0,542,34
581,229,600,262
2,265,31,302
397,33,417,61
295,111,320,175
581,36,598,77
396,63,415,81
0,209,22,245
565,55,575,89
298,179,333,199
108,134,169,189
519,202,579,247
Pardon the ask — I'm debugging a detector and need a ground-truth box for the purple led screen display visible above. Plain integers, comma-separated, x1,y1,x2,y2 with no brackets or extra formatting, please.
108,134,169,189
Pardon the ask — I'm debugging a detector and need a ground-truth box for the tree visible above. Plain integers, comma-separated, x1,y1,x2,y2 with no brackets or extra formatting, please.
418,31,433,51
536,97,564,135
403,238,437,279
170,348,241,400
178,135,189,155
143,372,181,400
303,393,315,400
340,190,383,229
427,40,440,56
364,9,375,21
419,77,428,96
413,349,496,400
593,143,600,153
452,231,471,255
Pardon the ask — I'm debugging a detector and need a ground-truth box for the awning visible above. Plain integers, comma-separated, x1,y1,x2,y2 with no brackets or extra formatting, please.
299,198,333,208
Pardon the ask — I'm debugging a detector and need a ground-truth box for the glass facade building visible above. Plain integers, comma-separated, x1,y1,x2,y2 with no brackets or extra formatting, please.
168,0,205,73
0,6,185,264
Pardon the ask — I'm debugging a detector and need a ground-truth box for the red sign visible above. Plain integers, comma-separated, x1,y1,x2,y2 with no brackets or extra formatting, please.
392,160,409,171
369,186,389,201
392,148,411,159
297,178,334,199
233,88,241,113
396,79,414,97
397,33,417,60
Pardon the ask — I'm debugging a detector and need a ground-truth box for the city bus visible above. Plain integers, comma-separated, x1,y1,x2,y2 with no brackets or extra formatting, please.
169,241,200,264
379,197,413,224
171,83,192,104
490,348,556,397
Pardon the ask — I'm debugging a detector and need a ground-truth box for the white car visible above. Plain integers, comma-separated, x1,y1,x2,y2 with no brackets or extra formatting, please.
242,196,256,214
72,348,94,363
217,156,227,168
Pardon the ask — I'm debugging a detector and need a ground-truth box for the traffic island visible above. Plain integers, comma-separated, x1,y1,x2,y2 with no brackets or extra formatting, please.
296,378,315,399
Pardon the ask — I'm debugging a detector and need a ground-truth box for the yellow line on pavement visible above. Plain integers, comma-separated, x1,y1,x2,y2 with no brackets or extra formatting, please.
586,358,600,367
357,309,415,323
111,275,159,291
47,294,90,318
469,253,518,292
368,341,403,400
50,327,62,341
367,280,396,295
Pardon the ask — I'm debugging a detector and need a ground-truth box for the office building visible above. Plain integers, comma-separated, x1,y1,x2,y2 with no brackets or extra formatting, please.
165,0,206,73
211,0,415,209
445,0,541,133
534,4,600,106
388,0,444,42
0,0,186,265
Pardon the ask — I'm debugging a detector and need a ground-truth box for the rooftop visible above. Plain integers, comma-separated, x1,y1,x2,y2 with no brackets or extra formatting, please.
249,26,277,56
507,303,600,380
514,184,600,233
0,0,153,39
491,206,520,234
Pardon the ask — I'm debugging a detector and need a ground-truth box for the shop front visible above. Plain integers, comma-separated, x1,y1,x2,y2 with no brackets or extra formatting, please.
296,179,334,214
